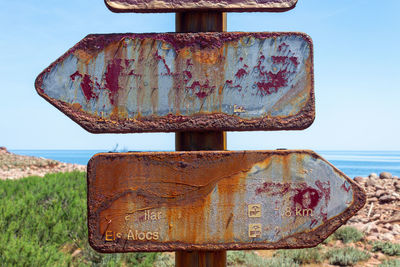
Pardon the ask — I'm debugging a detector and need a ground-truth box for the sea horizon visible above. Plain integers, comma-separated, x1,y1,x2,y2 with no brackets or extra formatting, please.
8,149,400,179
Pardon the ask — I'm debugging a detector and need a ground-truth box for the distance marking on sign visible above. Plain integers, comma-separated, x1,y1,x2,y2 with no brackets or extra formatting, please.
35,32,314,133
105,0,298,13
87,150,365,252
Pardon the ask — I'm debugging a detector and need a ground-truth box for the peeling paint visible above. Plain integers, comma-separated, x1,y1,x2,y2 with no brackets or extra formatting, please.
35,32,314,133
87,150,366,252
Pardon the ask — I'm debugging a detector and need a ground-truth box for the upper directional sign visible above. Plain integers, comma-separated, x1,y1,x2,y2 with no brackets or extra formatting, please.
87,150,365,252
105,0,298,13
35,32,314,133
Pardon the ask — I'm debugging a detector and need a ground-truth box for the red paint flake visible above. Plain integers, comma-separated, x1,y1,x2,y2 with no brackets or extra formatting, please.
124,59,135,67
293,187,320,210
70,71,82,81
341,182,351,192
235,68,248,79
315,180,331,204
256,70,288,96
239,57,243,61
244,64,249,68
155,51,171,75
225,80,233,84
186,80,215,99
186,59,193,66
289,56,299,67
256,182,291,196
81,74,97,101
310,219,318,228
272,56,287,64
278,43,289,52
183,70,192,79
70,71,97,101
104,58,122,105
127,70,141,77
195,91,208,99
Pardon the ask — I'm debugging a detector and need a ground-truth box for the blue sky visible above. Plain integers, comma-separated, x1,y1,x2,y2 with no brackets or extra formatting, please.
1,0,399,150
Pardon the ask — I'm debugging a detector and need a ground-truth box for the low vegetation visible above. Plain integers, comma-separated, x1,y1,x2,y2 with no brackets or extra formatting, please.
325,247,371,266
333,226,364,243
372,242,400,256
0,171,157,266
0,172,399,266
274,246,323,264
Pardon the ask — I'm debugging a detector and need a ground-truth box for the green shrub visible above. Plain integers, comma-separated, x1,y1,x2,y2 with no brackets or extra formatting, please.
227,251,270,266
372,242,400,256
0,171,158,266
275,246,323,264
153,253,174,267
326,247,370,266
263,257,299,267
379,259,400,267
333,226,364,243
322,234,334,244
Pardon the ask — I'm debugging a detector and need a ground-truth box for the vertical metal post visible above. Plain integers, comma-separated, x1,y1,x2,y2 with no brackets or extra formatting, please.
175,11,227,267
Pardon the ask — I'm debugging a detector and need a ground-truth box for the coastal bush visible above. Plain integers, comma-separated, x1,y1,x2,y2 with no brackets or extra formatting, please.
274,246,323,264
0,171,158,266
379,259,400,267
333,226,364,243
227,251,269,266
263,257,299,267
325,247,370,266
372,241,400,256
322,234,334,244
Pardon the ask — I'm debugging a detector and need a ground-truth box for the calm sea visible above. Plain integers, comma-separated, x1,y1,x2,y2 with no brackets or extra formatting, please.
9,150,400,179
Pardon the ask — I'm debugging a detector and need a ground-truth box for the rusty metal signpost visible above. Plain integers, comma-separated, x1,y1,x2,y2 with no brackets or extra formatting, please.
88,150,365,252
35,0,366,266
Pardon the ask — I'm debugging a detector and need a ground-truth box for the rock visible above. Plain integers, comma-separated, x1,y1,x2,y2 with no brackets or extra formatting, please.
371,213,381,220
369,197,378,202
393,224,400,232
375,184,385,190
394,176,399,179
381,233,394,241
369,173,379,179
375,190,386,198
384,223,393,230
379,195,392,203
0,146,7,153
380,172,392,179
354,176,364,183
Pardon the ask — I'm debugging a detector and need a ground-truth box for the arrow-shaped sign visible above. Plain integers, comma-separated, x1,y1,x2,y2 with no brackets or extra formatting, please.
87,150,365,252
105,0,298,13
35,32,314,133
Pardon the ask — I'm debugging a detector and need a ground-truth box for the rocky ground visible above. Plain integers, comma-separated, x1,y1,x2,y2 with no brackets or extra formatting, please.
346,172,400,244
0,147,86,180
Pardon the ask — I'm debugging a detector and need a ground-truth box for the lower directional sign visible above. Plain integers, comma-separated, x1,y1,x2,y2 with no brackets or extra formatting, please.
87,150,365,252
35,32,314,133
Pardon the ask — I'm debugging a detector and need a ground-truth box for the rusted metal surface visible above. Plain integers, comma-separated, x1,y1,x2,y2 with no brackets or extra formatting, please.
175,131,226,151
35,32,314,133
105,0,297,13
87,150,366,252
176,251,226,267
176,12,227,33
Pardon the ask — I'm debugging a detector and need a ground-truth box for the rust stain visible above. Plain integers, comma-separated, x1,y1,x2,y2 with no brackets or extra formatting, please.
104,0,298,13
35,32,315,133
87,150,366,252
